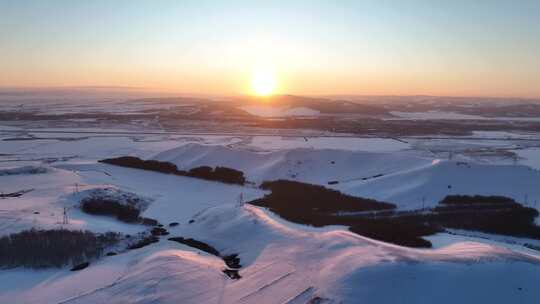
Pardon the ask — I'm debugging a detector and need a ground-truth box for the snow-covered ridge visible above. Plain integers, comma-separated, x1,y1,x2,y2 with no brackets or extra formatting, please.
0,165,48,176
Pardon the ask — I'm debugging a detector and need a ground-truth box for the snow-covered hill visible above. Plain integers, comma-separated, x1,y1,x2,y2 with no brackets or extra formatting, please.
2,204,539,303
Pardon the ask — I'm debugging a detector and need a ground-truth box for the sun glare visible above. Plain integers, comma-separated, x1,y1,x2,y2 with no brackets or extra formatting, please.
251,69,277,96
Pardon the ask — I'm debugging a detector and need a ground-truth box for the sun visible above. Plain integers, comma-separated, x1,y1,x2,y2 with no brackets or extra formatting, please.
251,69,277,96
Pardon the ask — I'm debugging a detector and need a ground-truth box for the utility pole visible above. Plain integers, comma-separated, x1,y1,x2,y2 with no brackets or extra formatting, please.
62,207,69,225
237,193,244,208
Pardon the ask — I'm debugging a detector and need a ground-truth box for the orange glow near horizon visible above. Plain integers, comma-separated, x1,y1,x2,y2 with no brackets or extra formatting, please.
1,2,540,99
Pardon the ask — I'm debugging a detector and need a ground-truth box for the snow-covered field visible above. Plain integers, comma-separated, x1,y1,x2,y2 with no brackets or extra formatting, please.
239,105,320,117
389,110,540,121
2,127,540,303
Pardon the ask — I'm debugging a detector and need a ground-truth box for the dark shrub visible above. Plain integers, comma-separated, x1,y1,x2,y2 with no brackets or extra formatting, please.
169,222,179,227
223,268,241,280
151,227,169,236
188,166,213,178
141,217,159,226
71,262,89,271
0,229,120,268
440,195,519,206
222,254,241,269
212,167,246,185
127,236,159,250
81,198,141,223
168,237,220,256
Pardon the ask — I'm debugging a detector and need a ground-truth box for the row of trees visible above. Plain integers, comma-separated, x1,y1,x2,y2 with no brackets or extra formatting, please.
0,229,120,268
99,156,246,185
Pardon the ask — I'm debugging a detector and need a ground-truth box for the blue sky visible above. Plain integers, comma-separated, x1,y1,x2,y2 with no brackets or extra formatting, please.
1,0,539,97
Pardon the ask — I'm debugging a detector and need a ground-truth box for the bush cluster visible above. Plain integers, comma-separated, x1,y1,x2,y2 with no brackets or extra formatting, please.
81,198,141,222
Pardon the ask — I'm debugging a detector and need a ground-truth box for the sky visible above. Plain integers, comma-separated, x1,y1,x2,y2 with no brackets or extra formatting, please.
1,0,539,97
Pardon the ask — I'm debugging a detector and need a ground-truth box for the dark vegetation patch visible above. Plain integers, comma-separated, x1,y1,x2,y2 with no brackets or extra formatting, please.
127,235,159,250
439,195,518,206
430,196,540,238
99,156,246,185
80,195,159,227
0,229,120,268
141,217,159,226
70,262,90,271
222,254,242,269
349,218,439,248
223,268,241,280
151,227,169,236
248,181,540,248
0,189,34,198
188,166,246,185
169,222,179,227
81,198,141,223
168,237,220,256
252,180,395,224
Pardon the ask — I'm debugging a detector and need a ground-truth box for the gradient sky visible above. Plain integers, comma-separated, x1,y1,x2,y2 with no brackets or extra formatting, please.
1,0,539,97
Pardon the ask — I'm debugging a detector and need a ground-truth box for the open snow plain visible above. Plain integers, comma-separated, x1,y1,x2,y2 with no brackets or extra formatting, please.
2,117,540,303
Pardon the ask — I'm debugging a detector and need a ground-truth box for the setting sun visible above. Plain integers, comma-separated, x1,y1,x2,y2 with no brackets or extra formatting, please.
251,69,277,96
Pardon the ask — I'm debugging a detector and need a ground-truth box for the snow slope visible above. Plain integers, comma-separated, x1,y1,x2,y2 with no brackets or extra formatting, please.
238,136,409,152
154,143,430,185
339,160,540,210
